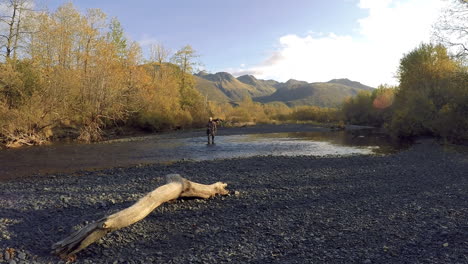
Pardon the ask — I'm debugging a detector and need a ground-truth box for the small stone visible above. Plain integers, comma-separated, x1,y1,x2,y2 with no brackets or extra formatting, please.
60,195,69,203
17,253,26,260
363,259,371,264
8,260,17,264
234,191,241,196
443,242,449,247
5,251,11,260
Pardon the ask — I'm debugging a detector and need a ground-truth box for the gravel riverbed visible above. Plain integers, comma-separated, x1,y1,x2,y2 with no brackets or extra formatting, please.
0,139,467,264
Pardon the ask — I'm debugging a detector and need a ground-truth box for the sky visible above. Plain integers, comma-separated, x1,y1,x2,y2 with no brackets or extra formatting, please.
43,0,447,87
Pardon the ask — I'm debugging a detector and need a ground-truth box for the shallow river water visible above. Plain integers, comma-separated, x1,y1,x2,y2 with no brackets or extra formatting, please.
0,130,409,180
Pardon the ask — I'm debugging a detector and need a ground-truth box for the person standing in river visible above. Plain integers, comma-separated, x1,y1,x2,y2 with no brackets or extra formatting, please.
207,117,217,144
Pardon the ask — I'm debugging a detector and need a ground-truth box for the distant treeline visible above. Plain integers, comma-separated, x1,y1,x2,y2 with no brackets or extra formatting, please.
342,44,467,143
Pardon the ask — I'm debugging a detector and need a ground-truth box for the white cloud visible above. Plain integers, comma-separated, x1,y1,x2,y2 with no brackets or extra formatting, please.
232,0,446,87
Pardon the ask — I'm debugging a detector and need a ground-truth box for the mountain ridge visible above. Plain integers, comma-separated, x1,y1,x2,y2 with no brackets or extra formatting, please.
194,71,374,107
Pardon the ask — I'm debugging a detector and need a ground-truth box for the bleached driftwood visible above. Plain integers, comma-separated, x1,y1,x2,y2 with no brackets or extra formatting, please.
51,174,229,258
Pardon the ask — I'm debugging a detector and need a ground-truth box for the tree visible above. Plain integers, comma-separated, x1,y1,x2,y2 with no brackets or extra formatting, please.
397,43,458,109
149,42,170,66
0,0,32,60
108,17,127,60
390,43,468,142
433,0,468,59
172,45,199,100
171,45,207,122
172,45,198,75
148,42,170,81
0,61,23,107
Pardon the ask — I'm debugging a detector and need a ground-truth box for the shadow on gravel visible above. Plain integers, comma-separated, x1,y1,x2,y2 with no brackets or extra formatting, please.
0,201,133,258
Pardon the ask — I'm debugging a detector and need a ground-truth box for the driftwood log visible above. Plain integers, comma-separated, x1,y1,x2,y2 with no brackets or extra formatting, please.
51,174,229,258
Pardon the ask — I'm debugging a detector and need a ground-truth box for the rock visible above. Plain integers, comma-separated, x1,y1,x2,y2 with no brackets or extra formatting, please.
4,251,11,260
363,259,371,264
17,253,25,260
60,195,70,203
443,242,449,247
8,260,17,264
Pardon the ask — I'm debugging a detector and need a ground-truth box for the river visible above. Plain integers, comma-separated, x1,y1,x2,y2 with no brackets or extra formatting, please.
0,127,410,181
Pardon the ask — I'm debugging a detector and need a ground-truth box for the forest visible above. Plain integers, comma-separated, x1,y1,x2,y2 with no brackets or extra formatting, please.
0,1,466,148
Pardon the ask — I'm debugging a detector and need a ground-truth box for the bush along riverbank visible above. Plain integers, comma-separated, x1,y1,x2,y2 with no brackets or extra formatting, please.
0,139,467,263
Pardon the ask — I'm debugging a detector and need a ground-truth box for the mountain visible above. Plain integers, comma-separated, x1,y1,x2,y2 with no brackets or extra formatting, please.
194,71,374,107
194,75,232,102
256,80,374,107
195,72,274,101
236,74,278,95
327,78,374,91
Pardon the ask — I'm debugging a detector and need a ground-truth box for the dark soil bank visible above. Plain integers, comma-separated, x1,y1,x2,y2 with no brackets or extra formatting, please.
0,140,467,264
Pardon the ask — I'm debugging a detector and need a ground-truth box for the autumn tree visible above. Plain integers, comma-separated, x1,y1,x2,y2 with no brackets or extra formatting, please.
390,43,467,142
171,45,199,107
148,42,170,81
21,4,144,142
171,45,209,125
108,17,127,60
433,0,468,59
0,0,33,60
341,85,396,127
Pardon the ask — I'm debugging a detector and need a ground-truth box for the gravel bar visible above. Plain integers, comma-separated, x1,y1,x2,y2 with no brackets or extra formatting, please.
0,140,467,264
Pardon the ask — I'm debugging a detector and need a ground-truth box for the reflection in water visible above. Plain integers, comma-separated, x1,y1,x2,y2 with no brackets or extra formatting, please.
0,130,410,180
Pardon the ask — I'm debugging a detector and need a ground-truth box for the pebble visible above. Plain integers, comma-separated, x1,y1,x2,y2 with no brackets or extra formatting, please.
17,253,25,260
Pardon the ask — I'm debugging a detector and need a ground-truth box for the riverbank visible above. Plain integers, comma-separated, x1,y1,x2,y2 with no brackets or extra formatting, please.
0,139,466,263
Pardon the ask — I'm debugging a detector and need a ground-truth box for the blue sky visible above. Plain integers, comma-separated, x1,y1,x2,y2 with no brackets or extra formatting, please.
43,0,445,87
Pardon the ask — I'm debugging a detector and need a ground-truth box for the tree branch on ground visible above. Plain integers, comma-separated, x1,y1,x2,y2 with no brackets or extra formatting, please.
51,174,230,259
